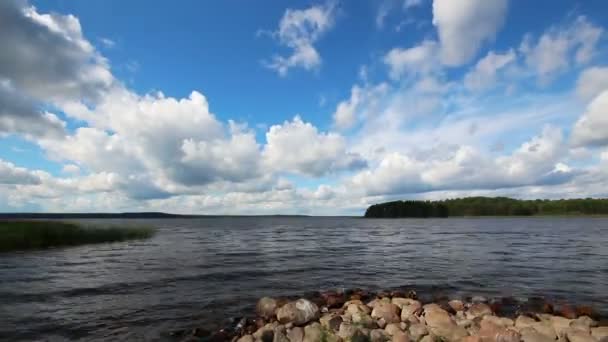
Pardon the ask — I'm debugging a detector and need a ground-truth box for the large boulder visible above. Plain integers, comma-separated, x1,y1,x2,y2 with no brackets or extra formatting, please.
448,300,465,312
257,297,279,319
372,302,401,324
409,323,428,341
549,316,572,337
515,316,537,330
592,327,608,341
401,301,422,322
566,329,597,342
303,322,323,342
276,299,320,326
478,319,520,342
424,306,468,341
466,303,493,319
520,328,555,342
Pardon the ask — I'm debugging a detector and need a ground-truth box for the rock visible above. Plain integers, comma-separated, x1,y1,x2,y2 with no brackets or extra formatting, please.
482,315,514,327
257,297,279,319
370,329,391,342
515,316,537,329
461,336,482,342
496,330,521,342
353,312,376,328
425,306,468,341
473,296,488,303
392,331,410,342
550,316,572,337
529,322,557,340
277,299,320,326
368,298,392,309
409,323,429,341
566,329,597,342
238,335,255,342
449,300,465,312
320,313,343,332
339,322,359,340
347,303,372,316
378,318,388,329
479,319,520,342
571,316,598,332
273,328,290,342
345,299,365,307
559,305,577,319
287,327,304,342
372,302,401,324
467,303,493,320
385,323,404,336
419,335,434,342
254,322,279,340
401,301,423,322
303,323,322,342
393,298,419,309
576,306,597,319
352,329,372,342
520,328,555,342
261,330,275,342
592,327,608,340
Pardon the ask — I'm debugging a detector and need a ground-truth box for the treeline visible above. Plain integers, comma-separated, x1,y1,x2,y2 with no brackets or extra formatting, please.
364,197,608,218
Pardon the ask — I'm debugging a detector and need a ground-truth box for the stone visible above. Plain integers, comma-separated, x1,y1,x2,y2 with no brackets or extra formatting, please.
238,335,255,342
550,316,572,337
257,297,279,319
320,313,343,332
566,329,597,342
449,300,465,312
520,328,555,342
425,307,468,341
386,323,404,336
273,329,290,342
479,319,520,342
482,315,514,327
345,299,365,307
303,323,323,342
401,301,423,322
530,322,556,340
461,336,482,342
559,305,577,319
370,329,391,342
592,327,608,341
393,298,419,309
369,298,392,309
392,331,410,342
347,303,372,316
339,322,359,340
277,299,320,326
515,316,537,329
287,327,304,342
372,302,401,324
467,303,493,320
419,335,434,342
377,318,388,329
409,323,429,341
353,312,376,328
571,316,598,331
254,322,280,340
472,296,488,303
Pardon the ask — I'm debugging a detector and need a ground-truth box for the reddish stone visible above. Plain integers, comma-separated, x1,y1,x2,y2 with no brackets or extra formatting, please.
559,304,577,319
541,302,554,314
575,305,596,318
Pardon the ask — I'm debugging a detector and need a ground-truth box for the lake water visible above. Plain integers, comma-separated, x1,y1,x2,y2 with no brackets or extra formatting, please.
1,217,607,341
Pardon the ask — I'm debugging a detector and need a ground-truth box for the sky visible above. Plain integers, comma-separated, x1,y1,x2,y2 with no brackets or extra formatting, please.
1,0,608,215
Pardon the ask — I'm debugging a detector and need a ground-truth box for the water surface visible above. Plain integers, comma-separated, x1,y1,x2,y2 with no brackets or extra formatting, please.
1,217,607,341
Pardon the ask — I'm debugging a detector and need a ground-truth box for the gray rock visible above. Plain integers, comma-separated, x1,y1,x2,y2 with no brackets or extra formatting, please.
276,299,320,326
257,297,278,319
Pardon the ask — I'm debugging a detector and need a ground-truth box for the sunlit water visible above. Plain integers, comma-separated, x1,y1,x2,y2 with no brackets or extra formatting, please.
1,217,607,341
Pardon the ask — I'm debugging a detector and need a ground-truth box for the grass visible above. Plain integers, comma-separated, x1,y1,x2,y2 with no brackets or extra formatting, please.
0,220,156,252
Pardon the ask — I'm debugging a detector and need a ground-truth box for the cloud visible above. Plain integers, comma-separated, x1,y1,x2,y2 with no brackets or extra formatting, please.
384,40,439,80
519,16,603,82
432,0,509,66
571,90,608,148
0,159,42,185
264,2,335,76
0,81,65,138
262,116,366,176
404,0,424,9
576,66,608,101
0,0,112,137
464,49,516,91
350,126,569,195
333,83,390,130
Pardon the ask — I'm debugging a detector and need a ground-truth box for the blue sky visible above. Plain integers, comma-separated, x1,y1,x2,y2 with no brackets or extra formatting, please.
1,0,608,214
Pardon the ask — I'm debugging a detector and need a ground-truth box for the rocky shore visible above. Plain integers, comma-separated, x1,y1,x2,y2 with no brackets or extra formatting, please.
175,289,607,342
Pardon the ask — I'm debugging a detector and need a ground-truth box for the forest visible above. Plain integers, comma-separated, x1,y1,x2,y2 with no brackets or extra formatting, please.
364,197,608,218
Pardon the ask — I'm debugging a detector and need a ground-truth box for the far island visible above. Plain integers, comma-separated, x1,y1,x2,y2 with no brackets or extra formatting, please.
364,197,608,218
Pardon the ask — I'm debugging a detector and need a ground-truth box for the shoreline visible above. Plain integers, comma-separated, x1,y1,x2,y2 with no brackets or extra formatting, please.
173,289,608,342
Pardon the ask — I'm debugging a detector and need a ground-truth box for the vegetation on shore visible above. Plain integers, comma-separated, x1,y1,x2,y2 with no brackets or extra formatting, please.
364,197,608,218
0,220,155,252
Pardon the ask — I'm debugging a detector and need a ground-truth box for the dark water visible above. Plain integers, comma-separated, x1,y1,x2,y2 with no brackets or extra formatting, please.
1,217,607,341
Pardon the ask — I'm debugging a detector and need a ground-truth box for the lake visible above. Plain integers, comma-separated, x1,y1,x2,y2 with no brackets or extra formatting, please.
1,217,607,341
